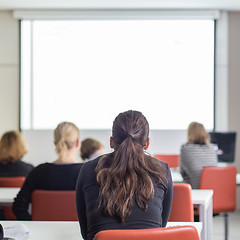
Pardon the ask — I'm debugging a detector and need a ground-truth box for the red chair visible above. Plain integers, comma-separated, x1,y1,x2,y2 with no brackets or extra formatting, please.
0,177,25,220
31,190,78,221
93,225,199,240
169,183,194,222
153,154,179,168
200,166,237,240
0,177,25,187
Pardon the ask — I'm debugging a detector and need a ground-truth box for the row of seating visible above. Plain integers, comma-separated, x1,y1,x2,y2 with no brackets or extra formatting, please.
0,165,237,240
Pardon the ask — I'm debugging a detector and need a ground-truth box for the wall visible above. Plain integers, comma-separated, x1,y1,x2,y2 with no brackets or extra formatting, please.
0,11,19,135
22,129,187,166
228,11,240,209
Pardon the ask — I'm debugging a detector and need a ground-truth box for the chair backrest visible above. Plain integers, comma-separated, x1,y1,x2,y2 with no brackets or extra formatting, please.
93,226,199,240
200,166,237,213
169,183,194,222
153,154,179,168
0,177,25,220
0,176,25,187
31,190,78,221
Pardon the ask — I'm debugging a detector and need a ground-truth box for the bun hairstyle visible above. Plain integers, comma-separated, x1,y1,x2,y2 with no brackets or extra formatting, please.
0,131,28,164
54,122,80,157
96,110,167,222
187,122,210,145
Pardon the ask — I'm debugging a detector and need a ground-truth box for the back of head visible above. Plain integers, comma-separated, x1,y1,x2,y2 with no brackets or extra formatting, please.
0,131,28,164
96,110,167,222
112,110,149,149
54,122,80,158
187,122,210,145
80,138,103,161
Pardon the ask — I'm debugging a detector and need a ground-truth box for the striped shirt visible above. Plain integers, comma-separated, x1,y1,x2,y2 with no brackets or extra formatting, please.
180,143,218,189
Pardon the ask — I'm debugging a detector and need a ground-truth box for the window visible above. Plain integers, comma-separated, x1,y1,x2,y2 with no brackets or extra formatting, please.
21,19,214,130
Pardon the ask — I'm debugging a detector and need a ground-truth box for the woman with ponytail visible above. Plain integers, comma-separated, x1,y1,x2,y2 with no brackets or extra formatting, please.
76,110,173,240
13,122,83,220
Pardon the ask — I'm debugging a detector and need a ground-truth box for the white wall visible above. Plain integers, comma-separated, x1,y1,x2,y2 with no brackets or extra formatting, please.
0,11,19,135
228,11,240,210
22,129,187,166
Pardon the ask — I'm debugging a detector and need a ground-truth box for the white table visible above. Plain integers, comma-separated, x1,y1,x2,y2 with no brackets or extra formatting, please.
1,221,202,240
0,187,19,205
237,173,240,186
171,170,240,185
192,190,213,240
171,170,183,182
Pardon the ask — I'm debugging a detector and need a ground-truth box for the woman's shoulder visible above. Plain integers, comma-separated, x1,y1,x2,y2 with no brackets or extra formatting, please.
181,143,217,150
82,156,102,171
181,143,207,151
17,160,34,169
151,156,168,169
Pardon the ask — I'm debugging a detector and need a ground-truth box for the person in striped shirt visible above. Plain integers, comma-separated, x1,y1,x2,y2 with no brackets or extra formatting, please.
180,122,218,189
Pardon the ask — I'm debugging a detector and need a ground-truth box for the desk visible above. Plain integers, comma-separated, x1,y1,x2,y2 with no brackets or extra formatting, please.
0,188,19,205
192,190,213,240
171,170,240,185
1,221,202,240
171,170,183,182
237,173,240,186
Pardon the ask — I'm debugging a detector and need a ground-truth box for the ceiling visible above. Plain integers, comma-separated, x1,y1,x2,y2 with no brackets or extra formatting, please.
1,0,240,11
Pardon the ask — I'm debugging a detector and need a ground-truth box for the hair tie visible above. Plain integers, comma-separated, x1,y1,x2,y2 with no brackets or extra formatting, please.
126,134,133,139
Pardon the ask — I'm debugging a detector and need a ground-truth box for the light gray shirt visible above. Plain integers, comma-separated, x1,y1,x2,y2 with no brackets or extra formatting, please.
180,143,218,189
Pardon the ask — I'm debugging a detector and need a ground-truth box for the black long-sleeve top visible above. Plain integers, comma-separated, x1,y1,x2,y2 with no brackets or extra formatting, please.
12,162,83,220
76,155,173,240
0,160,33,177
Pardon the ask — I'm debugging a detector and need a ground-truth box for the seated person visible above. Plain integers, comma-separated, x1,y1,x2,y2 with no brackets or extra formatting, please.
76,110,173,240
12,122,83,220
0,131,33,177
180,121,218,189
80,138,103,161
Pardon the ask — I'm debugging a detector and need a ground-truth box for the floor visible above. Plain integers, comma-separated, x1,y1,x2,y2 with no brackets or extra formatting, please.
212,210,240,240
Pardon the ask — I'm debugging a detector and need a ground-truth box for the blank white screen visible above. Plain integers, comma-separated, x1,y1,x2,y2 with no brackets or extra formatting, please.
21,19,214,130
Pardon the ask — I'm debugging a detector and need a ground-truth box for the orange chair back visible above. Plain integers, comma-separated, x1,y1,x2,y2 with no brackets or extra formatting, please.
200,166,237,213
0,177,25,220
169,183,194,222
153,154,179,168
31,190,78,221
0,177,25,187
93,226,199,240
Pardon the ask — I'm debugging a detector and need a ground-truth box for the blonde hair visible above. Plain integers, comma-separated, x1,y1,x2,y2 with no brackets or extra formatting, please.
0,131,28,164
54,122,80,157
80,138,103,161
187,122,210,145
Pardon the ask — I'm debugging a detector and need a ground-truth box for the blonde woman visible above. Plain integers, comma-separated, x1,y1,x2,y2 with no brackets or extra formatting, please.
12,122,82,220
0,131,33,177
180,122,218,189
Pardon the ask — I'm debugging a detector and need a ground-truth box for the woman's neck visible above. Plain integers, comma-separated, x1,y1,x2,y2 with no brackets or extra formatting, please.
54,152,78,164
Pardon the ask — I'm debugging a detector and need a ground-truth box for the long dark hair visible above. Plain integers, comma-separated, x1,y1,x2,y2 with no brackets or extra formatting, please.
96,110,167,222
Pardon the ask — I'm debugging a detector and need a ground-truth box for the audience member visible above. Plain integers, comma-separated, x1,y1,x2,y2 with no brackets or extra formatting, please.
12,122,83,220
0,131,33,177
180,121,218,189
76,110,173,240
80,138,103,161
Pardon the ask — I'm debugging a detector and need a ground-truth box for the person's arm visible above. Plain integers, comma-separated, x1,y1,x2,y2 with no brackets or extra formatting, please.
179,147,190,183
76,165,88,240
162,166,173,227
12,167,38,220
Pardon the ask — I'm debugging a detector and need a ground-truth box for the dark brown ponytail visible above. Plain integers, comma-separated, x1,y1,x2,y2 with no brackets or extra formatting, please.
96,110,167,222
